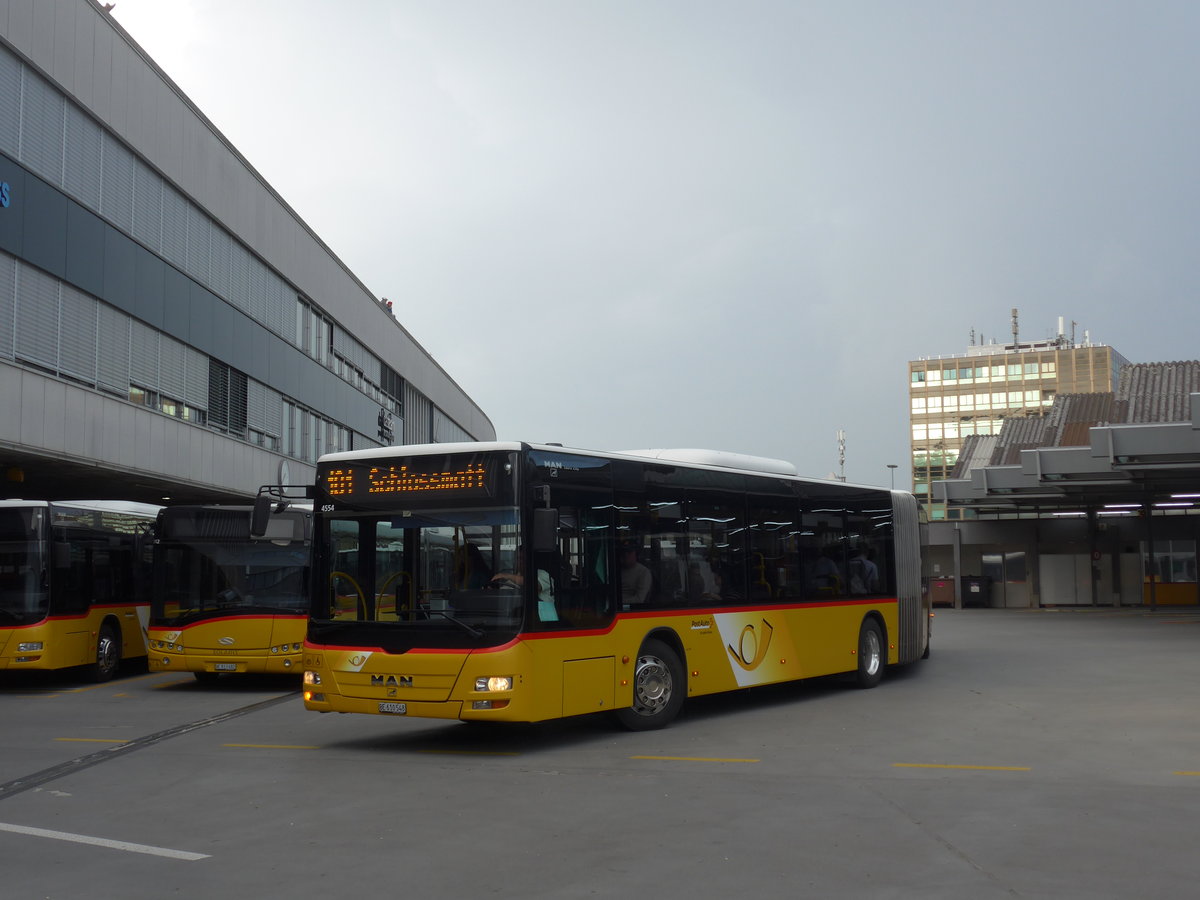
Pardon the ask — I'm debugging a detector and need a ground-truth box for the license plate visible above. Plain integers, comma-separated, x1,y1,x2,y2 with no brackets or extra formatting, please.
378,702,407,714
214,663,238,671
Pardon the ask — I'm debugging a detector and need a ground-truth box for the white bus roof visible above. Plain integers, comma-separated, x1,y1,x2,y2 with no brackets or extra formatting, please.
318,442,799,477
0,499,163,516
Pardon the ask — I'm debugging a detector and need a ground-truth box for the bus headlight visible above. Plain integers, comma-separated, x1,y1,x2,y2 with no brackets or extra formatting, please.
17,642,44,652
303,671,322,686
475,676,513,692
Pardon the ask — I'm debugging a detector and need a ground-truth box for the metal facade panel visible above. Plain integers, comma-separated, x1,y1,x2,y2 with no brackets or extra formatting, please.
58,281,96,383
0,361,24,443
95,299,129,394
64,103,102,210
131,160,162,251
14,262,57,370
0,44,19,158
0,251,13,359
20,66,64,187
39,367,66,452
100,130,134,232
62,380,86,457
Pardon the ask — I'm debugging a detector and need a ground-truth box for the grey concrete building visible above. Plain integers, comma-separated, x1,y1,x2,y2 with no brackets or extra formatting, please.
0,0,494,504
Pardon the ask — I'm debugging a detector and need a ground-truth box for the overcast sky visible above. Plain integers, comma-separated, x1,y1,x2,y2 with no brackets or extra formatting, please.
110,0,1200,486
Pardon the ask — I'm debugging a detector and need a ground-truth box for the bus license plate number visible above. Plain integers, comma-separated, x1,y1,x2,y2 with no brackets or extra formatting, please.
378,702,407,714
214,663,238,671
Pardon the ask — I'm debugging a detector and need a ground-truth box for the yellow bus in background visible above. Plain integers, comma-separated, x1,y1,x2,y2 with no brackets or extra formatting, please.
148,503,311,681
293,442,927,730
0,499,159,681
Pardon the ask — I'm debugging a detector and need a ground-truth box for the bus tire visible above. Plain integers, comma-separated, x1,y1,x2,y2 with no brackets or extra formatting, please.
88,622,121,683
615,639,685,731
855,618,884,689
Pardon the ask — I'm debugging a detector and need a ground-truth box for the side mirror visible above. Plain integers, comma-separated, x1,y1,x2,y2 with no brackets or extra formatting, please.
532,508,558,552
250,494,273,537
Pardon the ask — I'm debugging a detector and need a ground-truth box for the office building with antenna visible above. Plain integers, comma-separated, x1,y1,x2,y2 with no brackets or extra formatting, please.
908,310,1128,520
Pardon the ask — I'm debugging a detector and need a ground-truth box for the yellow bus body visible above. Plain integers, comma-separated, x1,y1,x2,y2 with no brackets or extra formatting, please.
0,605,148,673
303,599,898,722
148,614,307,677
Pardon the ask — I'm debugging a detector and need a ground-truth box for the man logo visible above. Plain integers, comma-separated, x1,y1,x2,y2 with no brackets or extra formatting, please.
371,674,413,687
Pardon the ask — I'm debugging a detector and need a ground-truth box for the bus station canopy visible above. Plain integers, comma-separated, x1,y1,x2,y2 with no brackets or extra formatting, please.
935,393,1200,512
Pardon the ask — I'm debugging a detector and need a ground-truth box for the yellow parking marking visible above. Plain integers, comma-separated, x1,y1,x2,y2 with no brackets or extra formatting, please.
1174,771,1200,776
55,738,130,744
152,679,195,689
223,743,319,750
894,763,1030,771
632,755,760,763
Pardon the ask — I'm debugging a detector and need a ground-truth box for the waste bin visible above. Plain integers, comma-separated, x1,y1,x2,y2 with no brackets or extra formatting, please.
929,577,956,607
961,575,992,608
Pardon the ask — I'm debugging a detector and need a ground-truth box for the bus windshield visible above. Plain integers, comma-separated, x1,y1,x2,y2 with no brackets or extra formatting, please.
311,506,522,647
153,539,309,625
0,508,48,626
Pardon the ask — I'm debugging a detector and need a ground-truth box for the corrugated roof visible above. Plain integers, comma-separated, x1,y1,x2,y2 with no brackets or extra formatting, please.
991,416,1051,464
1045,393,1124,447
1119,361,1200,423
950,434,998,478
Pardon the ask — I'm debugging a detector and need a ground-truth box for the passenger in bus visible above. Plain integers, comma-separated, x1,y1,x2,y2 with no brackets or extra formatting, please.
619,540,652,607
849,548,879,595
811,547,842,596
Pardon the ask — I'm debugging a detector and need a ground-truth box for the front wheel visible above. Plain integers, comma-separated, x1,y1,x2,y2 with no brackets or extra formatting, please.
855,618,884,689
88,623,121,683
614,639,685,731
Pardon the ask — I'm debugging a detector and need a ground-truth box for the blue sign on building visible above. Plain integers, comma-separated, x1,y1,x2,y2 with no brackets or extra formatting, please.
0,181,10,207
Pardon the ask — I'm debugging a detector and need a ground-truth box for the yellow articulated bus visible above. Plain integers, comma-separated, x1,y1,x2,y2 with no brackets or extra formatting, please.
148,503,311,681
0,499,160,681
288,442,927,730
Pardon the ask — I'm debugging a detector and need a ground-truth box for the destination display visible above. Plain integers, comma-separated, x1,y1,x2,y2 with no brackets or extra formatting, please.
319,456,498,505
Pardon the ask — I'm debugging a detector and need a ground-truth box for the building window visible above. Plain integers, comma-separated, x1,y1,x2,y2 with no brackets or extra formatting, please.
129,385,158,408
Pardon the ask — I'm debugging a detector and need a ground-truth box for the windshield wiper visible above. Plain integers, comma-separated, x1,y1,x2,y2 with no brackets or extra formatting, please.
423,609,483,638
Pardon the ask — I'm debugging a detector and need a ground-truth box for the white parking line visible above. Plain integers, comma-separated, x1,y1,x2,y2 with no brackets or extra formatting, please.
0,821,209,860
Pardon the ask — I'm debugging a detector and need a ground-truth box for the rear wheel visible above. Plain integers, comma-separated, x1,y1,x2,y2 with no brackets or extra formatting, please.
855,619,884,688
88,623,121,682
615,639,685,731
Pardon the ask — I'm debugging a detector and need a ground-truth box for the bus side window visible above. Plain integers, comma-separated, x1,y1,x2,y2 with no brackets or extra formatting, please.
533,492,614,630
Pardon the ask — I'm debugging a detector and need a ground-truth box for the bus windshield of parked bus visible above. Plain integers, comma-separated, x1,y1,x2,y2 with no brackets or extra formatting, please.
0,507,47,626
153,507,310,626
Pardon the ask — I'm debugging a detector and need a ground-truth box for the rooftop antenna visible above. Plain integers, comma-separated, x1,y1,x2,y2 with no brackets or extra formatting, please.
969,328,976,346
1011,307,1019,347
836,429,846,482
